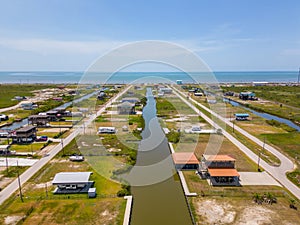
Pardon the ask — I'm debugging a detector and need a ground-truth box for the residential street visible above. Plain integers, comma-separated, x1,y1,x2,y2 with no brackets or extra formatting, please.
0,86,130,205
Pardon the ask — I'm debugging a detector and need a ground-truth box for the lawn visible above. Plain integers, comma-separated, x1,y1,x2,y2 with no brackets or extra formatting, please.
10,143,45,153
0,84,57,108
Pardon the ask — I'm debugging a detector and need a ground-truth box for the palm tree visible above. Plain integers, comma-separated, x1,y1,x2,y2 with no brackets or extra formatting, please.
253,193,262,204
289,199,297,210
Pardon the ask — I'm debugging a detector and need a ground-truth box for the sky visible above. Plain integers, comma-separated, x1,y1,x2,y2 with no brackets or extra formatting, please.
0,0,299,71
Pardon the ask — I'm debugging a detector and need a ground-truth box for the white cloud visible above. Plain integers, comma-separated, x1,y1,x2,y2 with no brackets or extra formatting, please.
0,38,125,55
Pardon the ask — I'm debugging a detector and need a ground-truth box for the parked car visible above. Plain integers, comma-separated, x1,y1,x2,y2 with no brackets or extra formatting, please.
0,114,9,121
36,136,48,142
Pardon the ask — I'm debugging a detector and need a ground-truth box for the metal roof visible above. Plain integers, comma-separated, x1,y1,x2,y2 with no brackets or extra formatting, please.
203,154,236,162
234,113,249,117
208,168,239,177
52,172,92,184
17,126,36,132
172,152,199,164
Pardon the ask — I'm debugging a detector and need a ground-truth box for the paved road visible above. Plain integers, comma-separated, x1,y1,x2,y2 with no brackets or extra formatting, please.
0,102,23,113
171,86,300,200
0,86,131,205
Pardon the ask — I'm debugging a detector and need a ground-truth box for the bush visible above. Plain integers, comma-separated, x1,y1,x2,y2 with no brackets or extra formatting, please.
166,131,180,143
117,184,131,197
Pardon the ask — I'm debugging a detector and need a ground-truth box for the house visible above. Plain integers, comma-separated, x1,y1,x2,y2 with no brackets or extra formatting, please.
52,172,94,194
21,101,36,110
159,87,172,94
0,129,10,138
28,115,50,127
0,145,10,154
207,99,217,104
176,80,183,85
12,125,37,143
172,152,199,170
239,91,256,100
0,114,9,121
97,91,106,100
98,127,116,134
117,102,135,114
201,154,240,186
157,92,164,97
14,96,26,101
121,97,140,104
234,113,249,121
46,110,60,121
252,81,268,86
194,92,203,96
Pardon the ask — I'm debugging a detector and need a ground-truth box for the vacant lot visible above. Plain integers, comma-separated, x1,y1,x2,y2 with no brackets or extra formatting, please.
191,196,300,225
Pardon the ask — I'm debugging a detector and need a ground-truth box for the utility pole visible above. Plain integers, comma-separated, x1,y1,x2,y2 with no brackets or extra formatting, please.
5,150,9,175
17,161,24,202
45,183,48,198
257,151,261,172
232,119,235,133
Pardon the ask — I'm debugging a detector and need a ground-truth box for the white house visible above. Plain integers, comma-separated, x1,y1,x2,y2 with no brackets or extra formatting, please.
98,127,116,134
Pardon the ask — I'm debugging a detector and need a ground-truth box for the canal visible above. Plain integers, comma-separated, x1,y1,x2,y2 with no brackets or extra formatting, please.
129,88,193,225
224,98,300,132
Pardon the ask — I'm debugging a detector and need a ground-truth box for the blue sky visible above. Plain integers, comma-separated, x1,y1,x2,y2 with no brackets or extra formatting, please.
0,0,299,71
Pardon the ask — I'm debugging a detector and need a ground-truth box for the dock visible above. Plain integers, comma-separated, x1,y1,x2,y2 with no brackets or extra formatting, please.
123,195,133,225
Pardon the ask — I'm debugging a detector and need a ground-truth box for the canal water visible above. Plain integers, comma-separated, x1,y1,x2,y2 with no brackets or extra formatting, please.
224,98,300,132
129,88,193,225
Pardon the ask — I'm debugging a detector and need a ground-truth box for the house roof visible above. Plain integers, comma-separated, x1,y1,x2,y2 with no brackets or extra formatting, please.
172,152,199,164
29,115,50,119
234,113,249,117
203,154,236,162
117,101,135,108
122,97,139,102
17,125,36,132
52,172,92,184
208,168,240,177
0,145,10,150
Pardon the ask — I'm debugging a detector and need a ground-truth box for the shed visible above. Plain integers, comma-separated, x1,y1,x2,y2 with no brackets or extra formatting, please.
88,188,97,198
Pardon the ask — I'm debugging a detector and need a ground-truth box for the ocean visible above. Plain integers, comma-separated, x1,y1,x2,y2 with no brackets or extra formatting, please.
0,71,299,84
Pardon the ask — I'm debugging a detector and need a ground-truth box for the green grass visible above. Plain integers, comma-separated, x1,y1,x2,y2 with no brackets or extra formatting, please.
222,85,300,108
10,143,45,153
0,166,29,178
221,85,300,123
0,84,58,108
260,132,300,187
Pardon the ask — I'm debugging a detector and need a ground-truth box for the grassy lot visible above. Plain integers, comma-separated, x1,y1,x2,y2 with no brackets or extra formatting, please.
190,195,300,225
222,85,300,108
0,137,127,225
221,85,300,123
0,166,29,178
260,132,300,187
10,143,45,153
0,84,58,108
